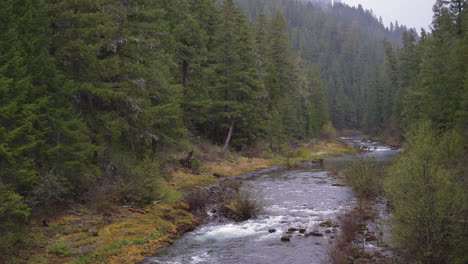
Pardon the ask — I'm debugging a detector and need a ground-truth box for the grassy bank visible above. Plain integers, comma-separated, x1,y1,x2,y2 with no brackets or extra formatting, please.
268,140,357,166
22,203,194,264
325,159,393,264
10,139,354,264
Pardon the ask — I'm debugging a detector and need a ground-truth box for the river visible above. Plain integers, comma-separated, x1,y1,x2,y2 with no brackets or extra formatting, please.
142,137,401,264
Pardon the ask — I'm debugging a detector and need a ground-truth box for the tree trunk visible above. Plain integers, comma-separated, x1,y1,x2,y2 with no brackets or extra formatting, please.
182,60,188,94
223,120,235,152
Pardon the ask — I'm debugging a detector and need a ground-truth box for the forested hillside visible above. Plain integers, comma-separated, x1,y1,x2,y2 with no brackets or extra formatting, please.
1,0,330,250
235,0,408,131
236,0,466,137
381,0,467,137
0,0,466,261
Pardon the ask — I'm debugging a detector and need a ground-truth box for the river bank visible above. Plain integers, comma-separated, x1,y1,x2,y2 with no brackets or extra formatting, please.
143,137,400,264
323,136,400,264
15,139,356,264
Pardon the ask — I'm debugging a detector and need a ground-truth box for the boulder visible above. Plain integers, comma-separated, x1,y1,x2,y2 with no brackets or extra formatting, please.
364,233,378,242
319,220,333,227
332,183,345,187
357,223,368,231
281,235,291,242
268,229,276,233
308,232,324,237
220,204,241,221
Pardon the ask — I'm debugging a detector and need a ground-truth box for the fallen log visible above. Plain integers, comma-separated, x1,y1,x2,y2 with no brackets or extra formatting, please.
128,208,146,214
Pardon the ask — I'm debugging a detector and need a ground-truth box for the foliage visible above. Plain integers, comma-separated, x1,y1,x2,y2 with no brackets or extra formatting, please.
30,170,71,210
385,121,466,264
47,242,73,257
325,209,360,264
0,185,30,253
113,156,174,206
320,122,337,140
380,0,466,137
183,189,211,212
231,190,265,221
344,159,384,199
236,0,406,131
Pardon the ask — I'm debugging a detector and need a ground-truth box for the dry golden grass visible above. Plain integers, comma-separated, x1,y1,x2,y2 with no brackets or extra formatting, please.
171,157,272,191
269,140,356,166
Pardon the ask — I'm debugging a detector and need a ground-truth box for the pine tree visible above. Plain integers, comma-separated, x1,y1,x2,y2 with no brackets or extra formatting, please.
209,0,260,150
303,64,329,136
381,39,398,132
173,0,218,130
1,0,95,195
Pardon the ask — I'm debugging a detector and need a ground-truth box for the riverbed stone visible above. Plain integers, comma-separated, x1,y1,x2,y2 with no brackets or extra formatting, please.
319,220,333,227
365,233,378,241
281,235,291,242
268,229,276,233
308,232,324,237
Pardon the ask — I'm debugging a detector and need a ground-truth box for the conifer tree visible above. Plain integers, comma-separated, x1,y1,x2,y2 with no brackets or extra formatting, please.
209,0,260,150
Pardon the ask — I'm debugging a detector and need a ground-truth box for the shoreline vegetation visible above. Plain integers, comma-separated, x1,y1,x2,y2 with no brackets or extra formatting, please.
325,159,394,264
8,138,356,264
326,123,467,264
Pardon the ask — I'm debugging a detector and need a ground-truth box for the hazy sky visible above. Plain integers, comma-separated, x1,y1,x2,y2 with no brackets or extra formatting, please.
338,0,436,31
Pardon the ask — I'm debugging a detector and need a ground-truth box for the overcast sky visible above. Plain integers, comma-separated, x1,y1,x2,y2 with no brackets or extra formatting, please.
337,0,436,31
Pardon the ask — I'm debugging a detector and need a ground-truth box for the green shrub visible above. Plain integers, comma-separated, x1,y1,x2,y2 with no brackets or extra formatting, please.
191,158,201,169
344,159,383,199
320,122,337,140
232,190,265,221
385,121,466,263
30,170,71,209
112,155,175,205
74,254,93,264
47,242,73,257
132,238,148,245
149,232,163,240
103,239,130,251
0,185,30,253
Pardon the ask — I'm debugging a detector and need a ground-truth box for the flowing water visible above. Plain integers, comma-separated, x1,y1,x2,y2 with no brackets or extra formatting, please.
143,137,401,264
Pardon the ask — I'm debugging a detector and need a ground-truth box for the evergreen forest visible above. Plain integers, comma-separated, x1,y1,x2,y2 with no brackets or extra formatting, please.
0,0,466,263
